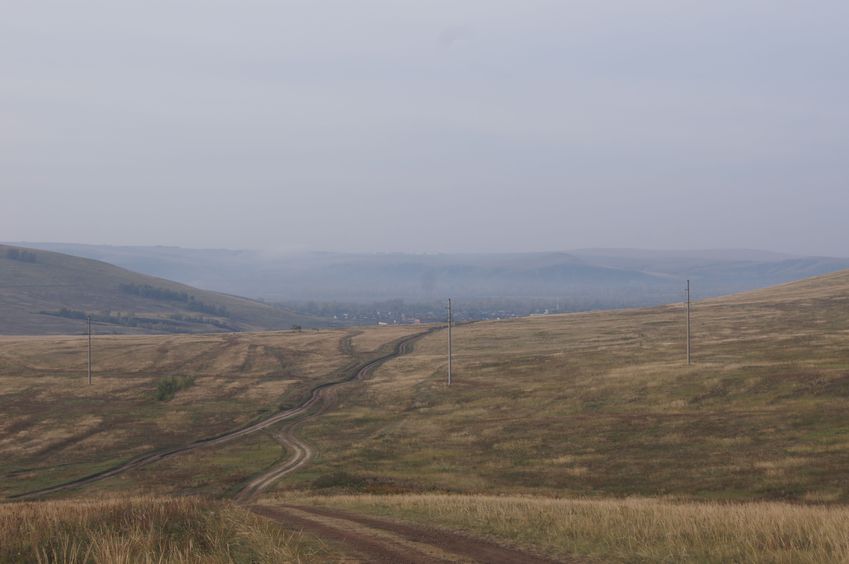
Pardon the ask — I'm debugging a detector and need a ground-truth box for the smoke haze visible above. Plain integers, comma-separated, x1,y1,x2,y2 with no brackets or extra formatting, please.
3,1,847,255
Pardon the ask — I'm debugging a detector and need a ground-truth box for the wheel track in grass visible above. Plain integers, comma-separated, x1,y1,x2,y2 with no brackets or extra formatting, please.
13,326,567,562
9,330,432,501
233,329,425,503
235,327,573,563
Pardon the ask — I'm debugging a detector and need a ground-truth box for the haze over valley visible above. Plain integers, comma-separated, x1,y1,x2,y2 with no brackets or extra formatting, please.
3,1,849,562
11,242,849,326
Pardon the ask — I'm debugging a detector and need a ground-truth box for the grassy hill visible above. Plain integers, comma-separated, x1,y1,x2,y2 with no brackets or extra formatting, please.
18,243,849,311
277,268,849,504
0,244,321,334
227,268,849,562
4,270,849,561
0,325,424,499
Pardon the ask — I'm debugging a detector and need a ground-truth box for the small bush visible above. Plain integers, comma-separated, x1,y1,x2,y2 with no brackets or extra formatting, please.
155,375,195,401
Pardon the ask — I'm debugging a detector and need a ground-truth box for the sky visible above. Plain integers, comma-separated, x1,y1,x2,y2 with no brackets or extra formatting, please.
3,1,848,256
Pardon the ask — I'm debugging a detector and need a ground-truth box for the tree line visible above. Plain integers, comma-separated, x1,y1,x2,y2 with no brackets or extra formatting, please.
40,309,237,332
119,283,229,316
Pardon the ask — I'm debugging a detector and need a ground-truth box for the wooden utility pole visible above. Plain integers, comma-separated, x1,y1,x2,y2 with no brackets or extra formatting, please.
87,315,92,385
448,298,453,385
686,280,691,365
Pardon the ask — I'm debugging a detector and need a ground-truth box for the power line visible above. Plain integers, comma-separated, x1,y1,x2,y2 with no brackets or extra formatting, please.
447,298,453,385
686,280,691,365
88,316,92,385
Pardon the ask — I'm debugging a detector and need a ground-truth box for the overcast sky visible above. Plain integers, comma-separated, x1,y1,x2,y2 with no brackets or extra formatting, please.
3,1,848,255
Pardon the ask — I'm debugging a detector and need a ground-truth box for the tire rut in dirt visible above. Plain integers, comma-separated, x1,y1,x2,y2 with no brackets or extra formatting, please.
9,329,433,501
250,505,454,564
291,505,565,563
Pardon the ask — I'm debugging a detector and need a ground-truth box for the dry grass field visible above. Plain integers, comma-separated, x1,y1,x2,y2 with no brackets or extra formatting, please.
0,325,423,498
278,270,849,504
280,493,849,563
6,270,849,562
0,496,339,563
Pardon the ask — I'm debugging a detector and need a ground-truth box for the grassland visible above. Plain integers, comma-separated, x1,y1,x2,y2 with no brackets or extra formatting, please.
0,496,339,563
0,244,319,334
7,269,849,561
247,272,849,561
279,493,849,563
276,270,849,504
0,325,424,498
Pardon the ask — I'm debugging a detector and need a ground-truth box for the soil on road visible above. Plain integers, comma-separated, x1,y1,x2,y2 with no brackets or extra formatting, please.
251,504,569,564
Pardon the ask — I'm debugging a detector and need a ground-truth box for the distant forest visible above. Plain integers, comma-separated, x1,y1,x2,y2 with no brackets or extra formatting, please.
119,283,229,317
41,308,236,333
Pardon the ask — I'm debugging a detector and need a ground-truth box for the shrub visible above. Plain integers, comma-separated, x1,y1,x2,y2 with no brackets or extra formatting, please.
155,375,196,401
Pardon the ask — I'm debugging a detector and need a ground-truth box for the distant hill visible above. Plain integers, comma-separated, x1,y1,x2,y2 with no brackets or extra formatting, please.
15,243,849,310
569,248,849,297
0,245,321,335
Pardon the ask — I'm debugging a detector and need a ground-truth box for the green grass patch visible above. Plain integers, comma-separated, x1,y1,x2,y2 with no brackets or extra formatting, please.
155,375,196,401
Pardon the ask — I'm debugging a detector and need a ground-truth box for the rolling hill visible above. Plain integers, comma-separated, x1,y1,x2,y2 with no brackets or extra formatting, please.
0,244,321,334
16,243,849,310
4,267,849,562
278,266,849,504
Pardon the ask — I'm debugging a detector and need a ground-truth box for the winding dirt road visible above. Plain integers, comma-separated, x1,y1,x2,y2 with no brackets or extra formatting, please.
12,327,571,562
10,330,430,501
233,332,420,503
234,332,570,562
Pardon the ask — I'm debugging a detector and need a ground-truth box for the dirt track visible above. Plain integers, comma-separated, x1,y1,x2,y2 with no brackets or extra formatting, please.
232,333,420,503
12,327,571,561
251,504,567,563
10,331,430,501
236,332,573,562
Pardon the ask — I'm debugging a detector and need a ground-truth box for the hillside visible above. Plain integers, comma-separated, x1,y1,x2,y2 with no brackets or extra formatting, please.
0,244,320,334
273,267,849,504
0,324,424,499
5,270,849,562
17,243,849,311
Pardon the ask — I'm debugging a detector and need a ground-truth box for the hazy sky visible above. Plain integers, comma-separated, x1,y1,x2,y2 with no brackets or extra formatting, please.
3,1,848,255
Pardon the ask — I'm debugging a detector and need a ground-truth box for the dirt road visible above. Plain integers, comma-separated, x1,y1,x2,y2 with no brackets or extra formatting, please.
235,332,573,562
251,504,566,563
232,333,419,503
12,327,570,561
10,330,430,500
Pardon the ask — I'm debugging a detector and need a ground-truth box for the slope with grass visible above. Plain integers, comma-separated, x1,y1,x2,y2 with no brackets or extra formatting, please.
0,244,320,334
277,269,849,504
0,325,425,499
7,269,849,562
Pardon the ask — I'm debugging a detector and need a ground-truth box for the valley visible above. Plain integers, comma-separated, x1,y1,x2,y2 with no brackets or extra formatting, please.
4,269,849,561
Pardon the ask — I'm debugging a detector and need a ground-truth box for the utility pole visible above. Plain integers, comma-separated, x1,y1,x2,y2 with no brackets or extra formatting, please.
87,315,92,385
686,280,691,365
448,298,453,385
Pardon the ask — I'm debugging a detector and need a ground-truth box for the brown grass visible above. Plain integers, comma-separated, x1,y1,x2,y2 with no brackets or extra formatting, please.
288,493,849,563
349,325,429,354
283,270,849,502
0,326,425,498
0,496,333,563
